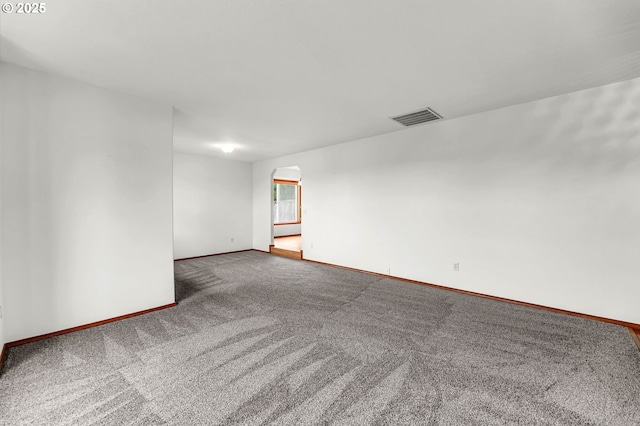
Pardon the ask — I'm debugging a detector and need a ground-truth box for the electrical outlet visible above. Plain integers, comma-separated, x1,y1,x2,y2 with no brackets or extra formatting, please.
230,237,234,243
310,243,314,249
386,267,391,275
454,263,459,271
0,305,3,319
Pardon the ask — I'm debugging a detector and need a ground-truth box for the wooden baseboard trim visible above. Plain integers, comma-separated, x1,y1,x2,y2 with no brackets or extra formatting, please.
629,328,640,351
175,249,252,262
4,302,177,350
301,258,640,331
270,247,303,260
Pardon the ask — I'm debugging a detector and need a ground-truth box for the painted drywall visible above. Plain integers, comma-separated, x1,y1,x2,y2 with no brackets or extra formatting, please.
0,90,3,350
0,62,175,342
273,167,301,181
274,225,301,237
254,77,640,325
173,151,253,259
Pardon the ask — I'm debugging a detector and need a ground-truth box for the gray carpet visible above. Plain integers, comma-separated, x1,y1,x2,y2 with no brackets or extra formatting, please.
1,251,639,425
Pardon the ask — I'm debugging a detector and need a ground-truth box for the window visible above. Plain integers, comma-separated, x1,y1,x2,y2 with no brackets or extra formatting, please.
273,179,301,224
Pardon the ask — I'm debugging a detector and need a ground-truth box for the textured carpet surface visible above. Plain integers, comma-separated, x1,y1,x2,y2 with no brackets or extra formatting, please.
1,251,639,425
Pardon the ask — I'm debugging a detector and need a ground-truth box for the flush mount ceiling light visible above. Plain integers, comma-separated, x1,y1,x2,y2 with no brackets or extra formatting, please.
220,144,235,154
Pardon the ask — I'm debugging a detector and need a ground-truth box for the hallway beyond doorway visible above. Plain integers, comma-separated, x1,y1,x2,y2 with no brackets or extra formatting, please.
273,235,301,252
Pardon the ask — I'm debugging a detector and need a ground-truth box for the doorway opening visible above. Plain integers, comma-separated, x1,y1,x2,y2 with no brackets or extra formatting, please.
269,166,302,260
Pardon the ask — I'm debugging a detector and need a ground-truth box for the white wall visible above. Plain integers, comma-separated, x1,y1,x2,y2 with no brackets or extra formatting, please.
0,86,4,350
273,167,301,181
0,63,175,342
274,224,301,237
173,151,252,259
254,77,640,325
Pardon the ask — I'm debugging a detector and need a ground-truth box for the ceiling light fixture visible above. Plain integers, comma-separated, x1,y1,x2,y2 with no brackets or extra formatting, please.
220,144,234,154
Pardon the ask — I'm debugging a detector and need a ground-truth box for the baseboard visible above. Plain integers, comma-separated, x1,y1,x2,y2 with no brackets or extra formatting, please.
4,302,177,350
175,249,253,261
300,258,640,331
269,246,302,260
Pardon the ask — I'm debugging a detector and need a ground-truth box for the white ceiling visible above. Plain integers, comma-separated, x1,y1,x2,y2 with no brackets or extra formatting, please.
2,0,640,162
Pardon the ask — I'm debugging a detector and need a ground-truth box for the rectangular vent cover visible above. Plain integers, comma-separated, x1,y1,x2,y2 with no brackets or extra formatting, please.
391,107,442,127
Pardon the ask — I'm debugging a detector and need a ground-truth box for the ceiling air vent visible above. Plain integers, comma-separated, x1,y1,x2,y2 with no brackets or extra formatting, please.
390,107,442,127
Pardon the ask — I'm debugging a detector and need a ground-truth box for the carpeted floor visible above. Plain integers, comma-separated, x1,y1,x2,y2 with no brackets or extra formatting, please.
1,251,639,425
